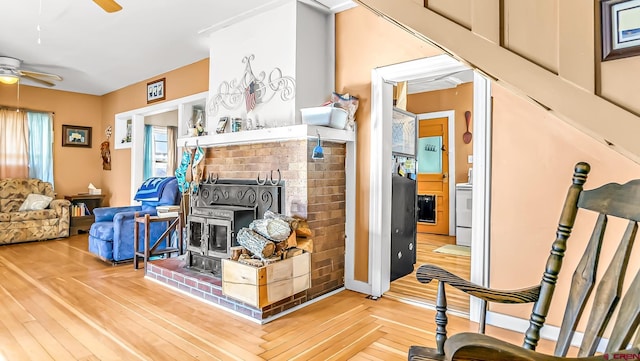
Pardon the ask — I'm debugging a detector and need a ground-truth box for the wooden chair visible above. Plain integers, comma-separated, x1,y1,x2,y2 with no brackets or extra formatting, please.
409,162,640,360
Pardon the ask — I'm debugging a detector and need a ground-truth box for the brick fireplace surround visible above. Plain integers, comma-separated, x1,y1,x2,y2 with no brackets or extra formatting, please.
146,139,347,322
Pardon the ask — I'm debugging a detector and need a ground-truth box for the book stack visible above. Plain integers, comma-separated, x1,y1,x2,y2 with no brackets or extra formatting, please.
156,205,180,218
71,203,90,217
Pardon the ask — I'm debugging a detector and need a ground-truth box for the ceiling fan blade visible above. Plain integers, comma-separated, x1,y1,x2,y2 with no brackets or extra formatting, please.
20,70,62,81
22,74,56,87
93,0,122,13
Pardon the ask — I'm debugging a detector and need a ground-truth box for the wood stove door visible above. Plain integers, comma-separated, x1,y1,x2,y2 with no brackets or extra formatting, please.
205,218,233,258
187,215,208,254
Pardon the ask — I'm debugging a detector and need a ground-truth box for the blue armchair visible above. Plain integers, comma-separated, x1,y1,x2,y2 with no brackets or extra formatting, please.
88,177,181,263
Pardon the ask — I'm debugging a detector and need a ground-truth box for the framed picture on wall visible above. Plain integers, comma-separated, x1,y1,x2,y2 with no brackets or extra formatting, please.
601,0,640,61
62,125,92,148
147,77,166,103
391,107,417,156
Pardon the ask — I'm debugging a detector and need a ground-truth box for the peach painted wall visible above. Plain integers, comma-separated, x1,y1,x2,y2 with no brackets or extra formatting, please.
489,82,640,329
99,59,209,206
407,83,473,184
0,85,102,199
357,0,640,166
335,6,443,281
337,5,640,327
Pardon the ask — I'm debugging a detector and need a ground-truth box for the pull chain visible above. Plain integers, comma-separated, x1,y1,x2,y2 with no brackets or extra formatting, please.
16,81,20,112
37,0,42,44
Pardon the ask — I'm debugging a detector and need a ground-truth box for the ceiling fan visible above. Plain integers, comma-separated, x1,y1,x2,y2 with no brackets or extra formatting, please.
0,56,63,87
93,0,122,13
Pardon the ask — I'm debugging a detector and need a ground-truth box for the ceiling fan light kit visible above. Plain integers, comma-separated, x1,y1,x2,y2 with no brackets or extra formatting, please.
0,56,62,87
0,72,19,85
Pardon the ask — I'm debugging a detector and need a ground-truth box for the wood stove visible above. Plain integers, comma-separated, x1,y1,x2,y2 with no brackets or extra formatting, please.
187,205,254,271
186,178,284,276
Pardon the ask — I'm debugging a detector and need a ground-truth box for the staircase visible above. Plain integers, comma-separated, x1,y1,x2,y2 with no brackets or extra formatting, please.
354,0,640,163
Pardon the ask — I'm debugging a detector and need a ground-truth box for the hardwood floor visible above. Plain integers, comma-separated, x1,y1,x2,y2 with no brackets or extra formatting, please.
0,234,552,360
387,233,471,313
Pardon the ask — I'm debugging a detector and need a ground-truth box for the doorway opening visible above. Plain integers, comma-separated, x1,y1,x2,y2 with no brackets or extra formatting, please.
366,54,492,324
389,109,471,314
114,91,207,202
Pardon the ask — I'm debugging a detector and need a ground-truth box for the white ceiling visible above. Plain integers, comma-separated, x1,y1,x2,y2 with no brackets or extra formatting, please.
0,0,468,97
408,69,474,94
0,0,355,96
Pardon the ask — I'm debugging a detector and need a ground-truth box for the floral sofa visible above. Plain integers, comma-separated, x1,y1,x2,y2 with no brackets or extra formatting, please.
0,178,71,245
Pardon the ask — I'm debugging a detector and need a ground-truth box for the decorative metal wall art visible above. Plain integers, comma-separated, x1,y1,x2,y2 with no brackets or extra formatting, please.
207,55,296,117
194,179,284,219
256,169,281,186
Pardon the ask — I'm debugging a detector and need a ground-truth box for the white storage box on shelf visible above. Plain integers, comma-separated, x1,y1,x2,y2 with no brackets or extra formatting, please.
300,107,348,129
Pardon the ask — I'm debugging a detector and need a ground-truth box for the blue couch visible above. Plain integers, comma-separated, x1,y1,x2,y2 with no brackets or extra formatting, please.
88,177,181,263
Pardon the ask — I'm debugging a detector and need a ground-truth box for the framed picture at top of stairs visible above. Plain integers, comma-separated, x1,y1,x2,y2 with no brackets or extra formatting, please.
601,0,640,61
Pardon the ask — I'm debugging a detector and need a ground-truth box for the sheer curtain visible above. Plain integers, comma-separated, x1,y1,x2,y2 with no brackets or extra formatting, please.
27,112,54,184
0,109,29,178
166,126,178,177
143,124,153,180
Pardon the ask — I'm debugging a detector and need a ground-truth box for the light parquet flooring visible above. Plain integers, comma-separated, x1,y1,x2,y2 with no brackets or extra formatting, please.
386,233,471,313
0,234,556,360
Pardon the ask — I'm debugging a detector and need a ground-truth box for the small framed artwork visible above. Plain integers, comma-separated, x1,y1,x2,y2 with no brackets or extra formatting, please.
62,125,92,148
147,77,166,103
601,0,640,61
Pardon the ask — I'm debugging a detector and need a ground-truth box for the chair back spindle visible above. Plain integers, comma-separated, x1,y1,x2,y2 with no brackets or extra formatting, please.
604,268,640,353
523,162,590,350
554,213,606,356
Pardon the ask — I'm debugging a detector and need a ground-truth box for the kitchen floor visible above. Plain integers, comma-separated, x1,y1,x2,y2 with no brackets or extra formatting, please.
386,232,471,313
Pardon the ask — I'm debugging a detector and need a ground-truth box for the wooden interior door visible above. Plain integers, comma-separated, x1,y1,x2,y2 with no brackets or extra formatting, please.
417,117,449,235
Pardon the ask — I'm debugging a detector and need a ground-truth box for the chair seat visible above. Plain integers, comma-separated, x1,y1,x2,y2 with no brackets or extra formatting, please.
408,346,445,361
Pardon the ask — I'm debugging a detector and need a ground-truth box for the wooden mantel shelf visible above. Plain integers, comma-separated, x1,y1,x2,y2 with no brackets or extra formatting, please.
178,124,355,148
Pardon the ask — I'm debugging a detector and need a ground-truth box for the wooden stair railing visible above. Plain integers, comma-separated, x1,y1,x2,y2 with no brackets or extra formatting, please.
409,162,640,361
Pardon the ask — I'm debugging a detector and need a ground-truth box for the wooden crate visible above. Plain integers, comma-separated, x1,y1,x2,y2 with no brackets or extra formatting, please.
222,252,311,308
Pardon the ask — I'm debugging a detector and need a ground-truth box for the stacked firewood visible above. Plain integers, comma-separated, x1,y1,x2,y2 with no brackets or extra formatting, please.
235,211,313,267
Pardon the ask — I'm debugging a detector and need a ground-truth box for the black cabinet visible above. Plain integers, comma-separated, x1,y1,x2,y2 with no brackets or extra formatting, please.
390,175,417,281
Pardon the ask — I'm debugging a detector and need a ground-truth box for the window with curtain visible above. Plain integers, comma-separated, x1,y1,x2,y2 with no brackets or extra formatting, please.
152,126,168,177
0,109,53,183
143,125,169,179
27,112,54,184
0,109,29,179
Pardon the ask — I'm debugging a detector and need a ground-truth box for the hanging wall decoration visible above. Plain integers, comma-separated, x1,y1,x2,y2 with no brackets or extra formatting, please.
101,141,111,170
207,54,296,117
101,125,112,170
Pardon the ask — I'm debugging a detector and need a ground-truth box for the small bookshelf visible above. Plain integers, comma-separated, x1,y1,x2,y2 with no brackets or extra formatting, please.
64,194,106,235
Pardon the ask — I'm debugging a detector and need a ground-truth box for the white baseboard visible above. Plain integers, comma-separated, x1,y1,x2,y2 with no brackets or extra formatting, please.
486,311,608,353
345,278,372,295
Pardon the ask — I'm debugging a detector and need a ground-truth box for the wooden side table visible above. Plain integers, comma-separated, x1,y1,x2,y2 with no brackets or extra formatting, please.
64,194,106,235
133,212,183,273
